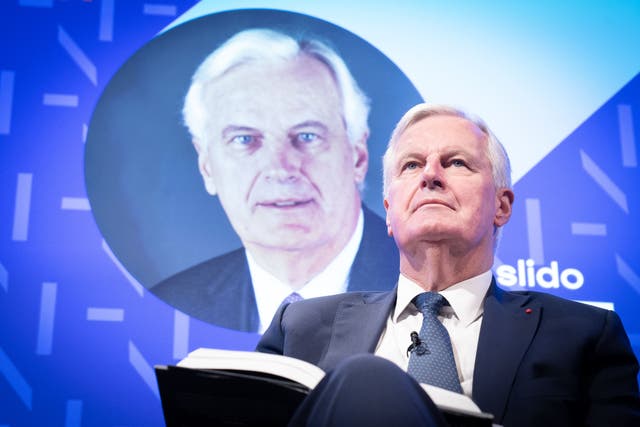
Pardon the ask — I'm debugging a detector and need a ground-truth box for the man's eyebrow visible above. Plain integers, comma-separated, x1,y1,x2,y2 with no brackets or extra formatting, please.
442,148,470,157
221,125,259,138
290,120,329,132
395,150,423,163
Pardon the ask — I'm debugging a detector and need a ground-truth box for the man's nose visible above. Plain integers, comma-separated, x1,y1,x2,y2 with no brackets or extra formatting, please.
421,158,444,190
263,143,303,183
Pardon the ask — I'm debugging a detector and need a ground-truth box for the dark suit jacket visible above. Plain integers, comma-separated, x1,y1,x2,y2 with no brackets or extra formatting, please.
151,206,399,332
256,281,640,426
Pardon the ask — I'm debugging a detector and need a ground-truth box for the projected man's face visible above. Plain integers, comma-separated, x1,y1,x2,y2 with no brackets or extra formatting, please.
194,55,368,255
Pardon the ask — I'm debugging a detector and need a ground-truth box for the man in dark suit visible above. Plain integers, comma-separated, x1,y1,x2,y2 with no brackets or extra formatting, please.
152,28,398,333
153,205,397,332
257,104,640,426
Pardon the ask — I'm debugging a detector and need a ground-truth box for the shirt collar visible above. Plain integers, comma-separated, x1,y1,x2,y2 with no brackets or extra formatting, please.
248,208,364,332
394,270,493,327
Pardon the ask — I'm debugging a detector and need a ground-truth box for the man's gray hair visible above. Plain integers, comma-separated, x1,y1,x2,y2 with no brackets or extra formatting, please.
382,103,512,198
183,28,371,147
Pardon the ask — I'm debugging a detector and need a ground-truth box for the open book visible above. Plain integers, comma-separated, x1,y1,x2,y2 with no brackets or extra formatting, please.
156,348,494,427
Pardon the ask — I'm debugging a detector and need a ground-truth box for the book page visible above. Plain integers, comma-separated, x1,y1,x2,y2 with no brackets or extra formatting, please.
421,384,491,418
178,348,326,390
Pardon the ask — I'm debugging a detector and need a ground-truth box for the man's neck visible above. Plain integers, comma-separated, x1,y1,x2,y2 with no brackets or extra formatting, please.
245,209,363,290
399,241,494,291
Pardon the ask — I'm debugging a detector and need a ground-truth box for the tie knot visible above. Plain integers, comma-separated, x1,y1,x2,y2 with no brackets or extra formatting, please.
282,292,303,305
413,292,446,316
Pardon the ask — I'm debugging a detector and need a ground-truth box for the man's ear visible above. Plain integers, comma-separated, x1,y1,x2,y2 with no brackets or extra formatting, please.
494,188,514,227
192,138,217,196
351,132,369,185
383,198,393,237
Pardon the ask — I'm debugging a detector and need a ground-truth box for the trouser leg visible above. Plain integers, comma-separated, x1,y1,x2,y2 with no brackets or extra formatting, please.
289,354,448,427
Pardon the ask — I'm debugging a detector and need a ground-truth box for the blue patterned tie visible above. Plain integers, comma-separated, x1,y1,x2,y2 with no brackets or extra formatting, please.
282,292,303,305
407,292,463,393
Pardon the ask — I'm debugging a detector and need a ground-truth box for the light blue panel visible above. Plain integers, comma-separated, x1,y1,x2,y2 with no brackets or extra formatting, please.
571,223,607,236
36,282,57,355
64,400,82,427
86,308,124,322
580,150,629,213
12,173,32,242
173,310,189,360
618,105,637,167
61,197,90,211
99,0,115,42
0,261,7,292
525,198,544,264
42,94,78,108
0,71,14,134
0,346,32,410
57,26,97,86
143,4,177,17
128,341,159,399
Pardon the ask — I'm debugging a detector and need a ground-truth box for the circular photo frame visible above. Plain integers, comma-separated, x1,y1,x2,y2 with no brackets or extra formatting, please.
85,8,423,332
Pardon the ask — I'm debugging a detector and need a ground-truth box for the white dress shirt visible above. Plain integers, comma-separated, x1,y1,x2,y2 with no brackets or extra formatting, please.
249,209,364,334
375,270,492,397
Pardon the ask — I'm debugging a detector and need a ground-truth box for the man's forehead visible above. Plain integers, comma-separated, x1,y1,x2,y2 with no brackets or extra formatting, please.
395,116,487,153
206,54,337,93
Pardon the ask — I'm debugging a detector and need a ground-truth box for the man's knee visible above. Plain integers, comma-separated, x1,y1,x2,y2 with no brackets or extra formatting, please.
329,354,410,389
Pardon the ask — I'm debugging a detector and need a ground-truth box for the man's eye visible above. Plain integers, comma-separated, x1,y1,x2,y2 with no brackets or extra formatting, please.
450,159,466,167
296,132,318,144
403,161,419,170
230,135,255,145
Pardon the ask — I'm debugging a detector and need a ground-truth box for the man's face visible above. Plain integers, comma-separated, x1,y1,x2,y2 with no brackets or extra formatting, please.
195,55,368,254
384,115,513,256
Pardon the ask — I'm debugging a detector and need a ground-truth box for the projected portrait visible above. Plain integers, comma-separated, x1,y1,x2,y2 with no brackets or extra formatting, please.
85,9,423,333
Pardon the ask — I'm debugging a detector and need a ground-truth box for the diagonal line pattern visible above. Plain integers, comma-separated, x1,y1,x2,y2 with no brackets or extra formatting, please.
129,341,160,399
615,254,640,295
58,26,97,86
580,150,629,213
0,346,32,409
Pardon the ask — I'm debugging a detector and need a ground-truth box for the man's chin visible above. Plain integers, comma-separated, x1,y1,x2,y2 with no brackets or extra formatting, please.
243,226,321,250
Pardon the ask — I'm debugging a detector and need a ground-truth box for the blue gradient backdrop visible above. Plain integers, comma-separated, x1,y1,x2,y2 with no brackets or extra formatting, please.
1,1,639,426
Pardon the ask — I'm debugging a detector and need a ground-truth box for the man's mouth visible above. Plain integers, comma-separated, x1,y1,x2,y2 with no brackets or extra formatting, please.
414,199,452,212
258,199,313,209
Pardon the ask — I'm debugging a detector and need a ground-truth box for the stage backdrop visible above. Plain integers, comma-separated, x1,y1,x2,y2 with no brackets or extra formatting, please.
1,1,639,426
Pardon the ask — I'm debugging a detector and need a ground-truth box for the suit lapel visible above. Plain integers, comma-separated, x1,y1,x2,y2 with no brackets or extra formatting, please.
321,291,397,370
209,249,259,332
347,206,399,292
472,281,541,421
